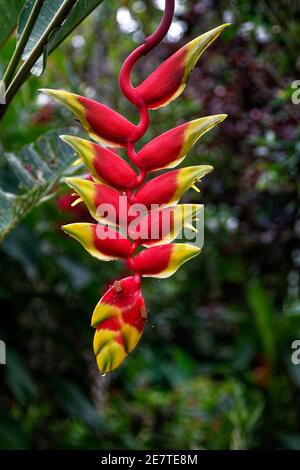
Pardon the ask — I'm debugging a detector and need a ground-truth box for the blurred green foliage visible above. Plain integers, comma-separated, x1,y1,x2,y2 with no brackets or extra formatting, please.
0,0,300,450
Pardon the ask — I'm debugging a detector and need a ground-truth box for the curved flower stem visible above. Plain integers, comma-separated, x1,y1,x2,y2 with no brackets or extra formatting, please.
134,273,141,285
120,1,175,275
127,141,138,165
119,0,175,106
136,168,146,186
131,105,149,141
122,0,175,182
127,257,136,272
126,188,136,205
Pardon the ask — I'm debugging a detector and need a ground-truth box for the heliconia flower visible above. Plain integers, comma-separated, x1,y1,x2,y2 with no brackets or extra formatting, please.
62,223,134,260
130,243,200,278
60,135,138,190
128,204,203,247
135,165,213,207
40,89,136,147
92,276,146,374
64,177,132,227
137,115,227,172
136,24,229,110
54,1,229,374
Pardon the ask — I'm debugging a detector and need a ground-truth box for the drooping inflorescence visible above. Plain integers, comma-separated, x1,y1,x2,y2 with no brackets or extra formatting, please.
41,1,228,374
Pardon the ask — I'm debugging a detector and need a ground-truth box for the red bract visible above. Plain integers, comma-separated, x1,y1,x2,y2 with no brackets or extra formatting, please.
136,115,226,172
128,204,202,246
91,275,142,327
130,243,200,278
62,223,134,260
44,1,229,373
64,177,132,227
135,24,229,109
39,89,136,147
134,165,213,207
61,136,138,189
93,281,146,374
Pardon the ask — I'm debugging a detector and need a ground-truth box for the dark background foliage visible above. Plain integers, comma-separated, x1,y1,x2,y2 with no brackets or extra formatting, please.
0,0,300,449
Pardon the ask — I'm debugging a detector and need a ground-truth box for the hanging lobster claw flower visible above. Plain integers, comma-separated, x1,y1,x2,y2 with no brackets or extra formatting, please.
62,223,134,260
60,135,138,190
137,115,227,172
64,177,131,227
54,5,229,374
40,89,135,147
135,165,213,207
130,243,200,278
128,204,203,247
136,24,229,109
92,276,146,374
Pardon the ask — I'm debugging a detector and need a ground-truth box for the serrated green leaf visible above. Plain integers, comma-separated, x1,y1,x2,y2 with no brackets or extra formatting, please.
0,129,76,242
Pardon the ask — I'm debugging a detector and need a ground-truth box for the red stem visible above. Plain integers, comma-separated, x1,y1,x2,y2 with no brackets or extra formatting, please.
119,0,175,107
122,0,175,170
120,1,175,274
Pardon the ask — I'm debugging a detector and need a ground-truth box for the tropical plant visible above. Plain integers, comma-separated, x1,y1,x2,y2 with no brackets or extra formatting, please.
41,0,229,373
0,0,104,241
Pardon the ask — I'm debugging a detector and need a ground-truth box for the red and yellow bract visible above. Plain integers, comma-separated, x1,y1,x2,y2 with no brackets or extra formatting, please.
42,1,229,373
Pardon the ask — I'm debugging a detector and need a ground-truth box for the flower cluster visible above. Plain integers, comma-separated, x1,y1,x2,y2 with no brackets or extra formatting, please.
42,4,228,374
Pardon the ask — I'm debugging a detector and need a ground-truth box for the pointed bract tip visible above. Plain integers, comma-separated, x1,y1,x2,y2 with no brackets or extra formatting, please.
61,223,73,235
62,222,84,234
193,164,212,170
188,23,231,56
60,135,86,155
210,23,231,34
188,114,228,134
197,164,214,175
59,134,76,144
190,113,227,127
59,134,72,144
187,244,201,254
64,176,81,183
38,88,68,98
60,135,92,154
63,176,77,188
61,223,90,243
64,176,91,193
216,113,228,122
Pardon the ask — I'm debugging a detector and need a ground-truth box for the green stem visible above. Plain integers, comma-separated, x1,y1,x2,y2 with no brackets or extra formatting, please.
3,0,45,88
0,0,77,120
